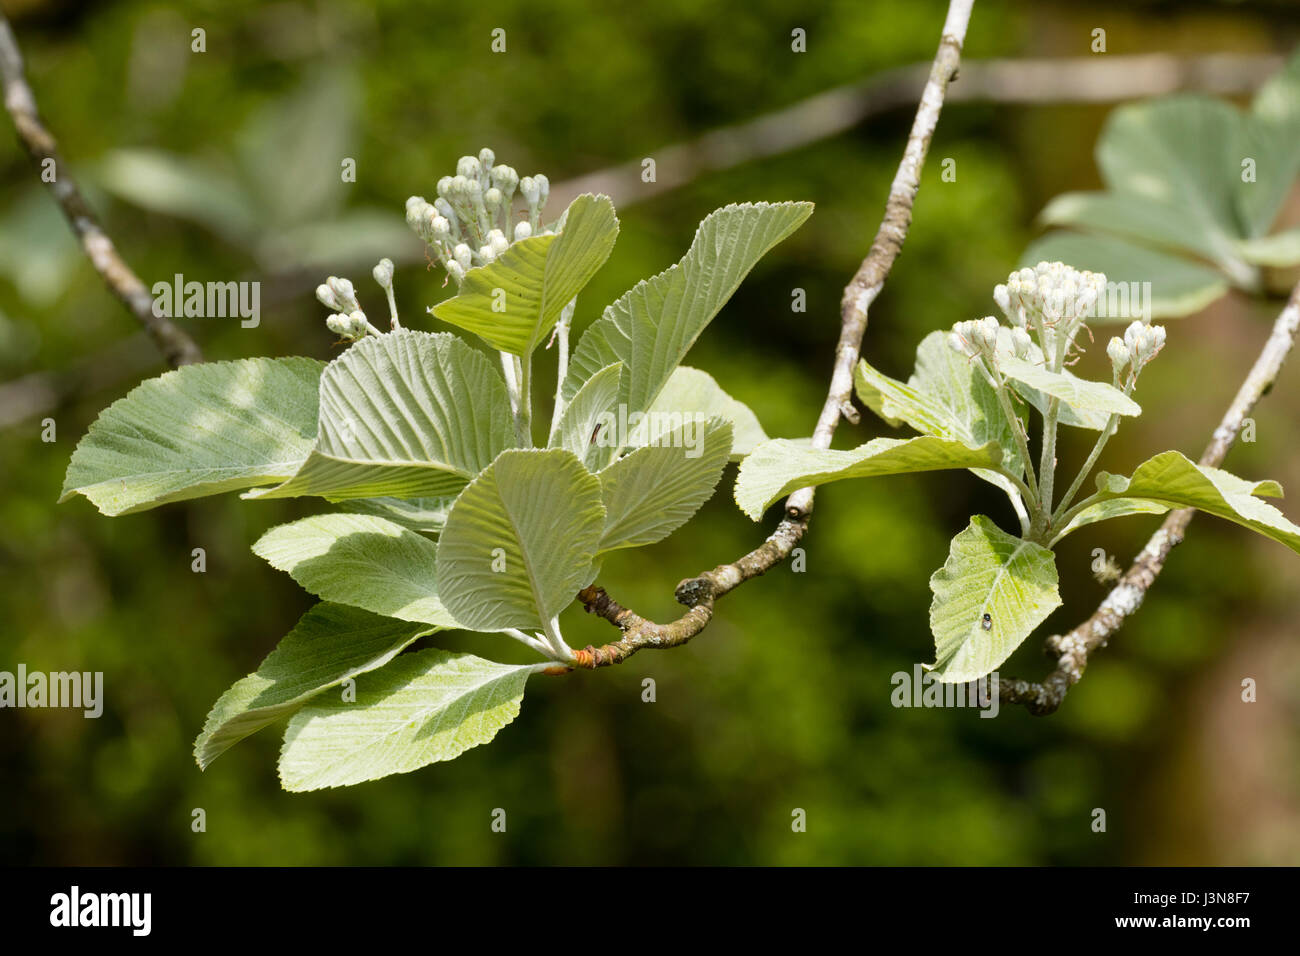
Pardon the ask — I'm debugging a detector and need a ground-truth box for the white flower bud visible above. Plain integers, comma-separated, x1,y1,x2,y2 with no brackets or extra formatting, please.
431,215,451,241
453,243,473,270
326,276,359,313
478,244,496,264
372,258,394,289
519,175,539,206
325,313,351,337
434,198,458,230
993,284,1011,316
478,147,495,170
346,309,368,334
456,156,481,181
487,229,510,257
316,283,343,311
446,261,466,284
534,173,549,207
1011,327,1033,359
1107,336,1130,375
514,221,532,241
484,187,502,209
491,164,518,195
436,176,454,199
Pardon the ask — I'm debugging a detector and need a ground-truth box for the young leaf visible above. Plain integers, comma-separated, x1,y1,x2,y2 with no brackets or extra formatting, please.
636,366,767,461
734,435,1003,521
996,353,1141,418
857,331,1029,497
1086,451,1300,553
279,649,543,791
928,515,1062,683
563,201,814,422
549,361,624,470
1050,498,1170,544
249,330,515,502
194,603,431,769
598,418,732,552
254,513,456,626
61,357,322,515
435,448,605,632
431,194,619,354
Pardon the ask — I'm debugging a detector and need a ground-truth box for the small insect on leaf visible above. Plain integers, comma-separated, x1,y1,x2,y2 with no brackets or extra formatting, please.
981,612,993,631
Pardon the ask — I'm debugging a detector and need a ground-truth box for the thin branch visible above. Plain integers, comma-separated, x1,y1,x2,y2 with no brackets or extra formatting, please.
1002,282,1300,714
0,13,202,368
550,52,1281,211
572,0,975,669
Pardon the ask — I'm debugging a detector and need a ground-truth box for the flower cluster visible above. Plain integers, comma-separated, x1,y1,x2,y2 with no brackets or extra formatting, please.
1107,320,1167,386
948,262,1168,392
991,261,1107,364
317,274,383,342
404,148,552,285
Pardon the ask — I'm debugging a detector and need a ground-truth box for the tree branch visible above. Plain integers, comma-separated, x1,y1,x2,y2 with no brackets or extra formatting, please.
550,51,1280,211
572,0,975,668
0,13,202,368
1001,282,1300,714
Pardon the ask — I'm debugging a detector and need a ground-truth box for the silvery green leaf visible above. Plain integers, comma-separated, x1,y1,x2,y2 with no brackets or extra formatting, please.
339,496,457,534
549,362,623,471
1038,190,1230,269
1050,498,1170,545
996,353,1141,418
279,649,543,791
1086,451,1300,553
431,194,619,354
1236,50,1300,240
1097,96,1246,271
249,330,515,502
928,516,1062,683
563,201,813,423
734,435,1003,521
254,513,456,627
435,449,605,632
635,366,767,461
194,603,431,769
61,357,323,516
855,331,1027,498
598,418,732,552
1236,228,1300,267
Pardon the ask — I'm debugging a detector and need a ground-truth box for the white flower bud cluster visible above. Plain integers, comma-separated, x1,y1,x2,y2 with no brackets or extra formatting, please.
315,275,383,341
404,148,554,286
993,261,1107,365
1123,319,1166,365
949,316,1001,360
316,275,360,314
325,311,370,341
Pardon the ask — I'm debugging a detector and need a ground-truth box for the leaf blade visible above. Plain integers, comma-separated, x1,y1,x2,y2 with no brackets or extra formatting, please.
253,513,456,626
431,194,619,354
734,435,1003,521
61,357,322,515
928,516,1062,683
279,649,540,791
435,448,606,632
194,603,431,769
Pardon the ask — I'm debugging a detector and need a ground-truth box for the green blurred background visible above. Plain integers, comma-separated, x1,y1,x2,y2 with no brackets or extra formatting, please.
3,0,1300,865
